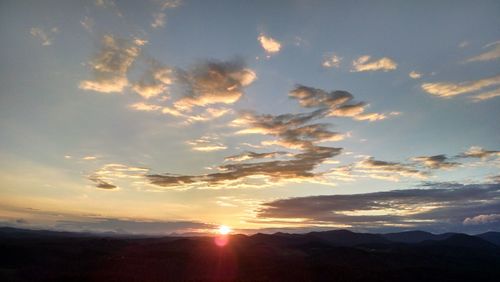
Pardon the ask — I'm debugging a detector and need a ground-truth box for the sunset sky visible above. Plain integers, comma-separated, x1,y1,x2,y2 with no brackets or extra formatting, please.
1,0,499,235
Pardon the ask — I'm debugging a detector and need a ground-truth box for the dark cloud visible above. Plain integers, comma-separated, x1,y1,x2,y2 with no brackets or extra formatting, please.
174,59,256,110
288,85,389,120
356,157,428,180
257,183,500,233
289,85,353,108
88,175,117,190
148,146,342,188
233,109,343,149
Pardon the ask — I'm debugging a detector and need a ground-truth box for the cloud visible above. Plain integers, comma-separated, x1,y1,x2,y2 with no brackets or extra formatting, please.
257,183,500,232
82,156,98,161
160,0,182,10
412,154,460,169
487,174,500,184
151,12,166,28
30,27,57,46
288,85,392,122
88,164,149,189
186,135,227,152
224,151,290,162
258,33,281,54
15,219,28,224
465,41,500,63
471,87,500,102
322,54,342,68
421,75,500,98
147,146,342,189
88,176,117,190
146,84,355,189
131,83,167,98
55,218,212,235
353,113,387,122
80,16,94,32
95,0,115,8
129,102,163,112
463,214,500,225
459,146,500,159
232,110,343,149
351,55,397,72
79,35,142,93
289,85,353,109
130,102,231,123
130,60,174,99
355,157,428,181
458,41,470,48
409,71,422,79
174,59,256,110
329,102,367,117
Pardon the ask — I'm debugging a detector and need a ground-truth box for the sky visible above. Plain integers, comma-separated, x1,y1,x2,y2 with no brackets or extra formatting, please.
0,0,499,235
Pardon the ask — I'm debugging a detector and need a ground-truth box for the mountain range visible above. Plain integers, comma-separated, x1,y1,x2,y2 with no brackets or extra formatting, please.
1,227,499,281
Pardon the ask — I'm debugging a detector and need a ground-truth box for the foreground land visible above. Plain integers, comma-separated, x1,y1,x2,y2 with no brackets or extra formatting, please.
1,227,499,282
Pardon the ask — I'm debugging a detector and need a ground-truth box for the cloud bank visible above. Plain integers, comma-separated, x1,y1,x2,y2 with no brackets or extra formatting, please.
257,183,500,232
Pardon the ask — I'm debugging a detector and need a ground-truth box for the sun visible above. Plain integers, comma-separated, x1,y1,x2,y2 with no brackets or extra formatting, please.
217,225,231,235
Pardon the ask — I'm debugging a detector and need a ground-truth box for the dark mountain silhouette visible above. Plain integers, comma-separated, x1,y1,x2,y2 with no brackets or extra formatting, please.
1,227,499,282
476,231,500,246
381,230,457,243
306,229,391,246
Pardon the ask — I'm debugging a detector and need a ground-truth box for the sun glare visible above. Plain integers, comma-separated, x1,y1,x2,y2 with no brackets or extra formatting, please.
218,225,231,235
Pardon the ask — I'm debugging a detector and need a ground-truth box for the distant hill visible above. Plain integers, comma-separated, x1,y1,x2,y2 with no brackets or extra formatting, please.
381,230,457,243
477,231,500,246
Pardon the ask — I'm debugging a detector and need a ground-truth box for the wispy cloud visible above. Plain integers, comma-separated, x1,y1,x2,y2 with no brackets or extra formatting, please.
421,75,500,98
82,156,98,161
88,164,149,189
186,135,227,152
80,16,94,32
79,35,143,93
351,55,397,72
465,41,500,63
151,12,166,28
159,0,182,10
129,102,163,112
30,27,58,46
225,151,290,162
95,0,116,8
471,87,500,102
355,157,428,181
55,218,213,235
